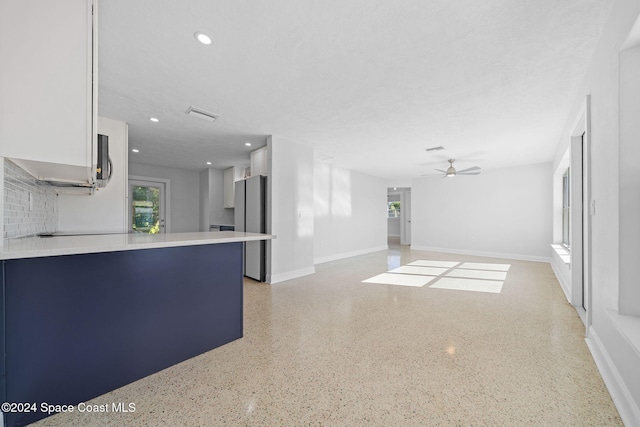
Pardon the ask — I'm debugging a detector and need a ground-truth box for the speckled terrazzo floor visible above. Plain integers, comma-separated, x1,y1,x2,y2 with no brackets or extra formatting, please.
32,240,622,426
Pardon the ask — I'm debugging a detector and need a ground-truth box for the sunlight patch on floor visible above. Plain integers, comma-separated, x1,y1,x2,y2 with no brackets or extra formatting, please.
445,269,508,281
407,260,460,268
362,273,437,287
458,262,511,271
362,259,511,292
429,277,504,293
388,266,449,276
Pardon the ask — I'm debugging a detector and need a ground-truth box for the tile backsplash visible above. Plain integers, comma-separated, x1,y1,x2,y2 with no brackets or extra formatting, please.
3,160,57,239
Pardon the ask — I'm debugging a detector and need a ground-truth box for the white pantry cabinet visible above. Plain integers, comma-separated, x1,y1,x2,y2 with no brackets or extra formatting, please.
0,0,97,184
223,166,243,208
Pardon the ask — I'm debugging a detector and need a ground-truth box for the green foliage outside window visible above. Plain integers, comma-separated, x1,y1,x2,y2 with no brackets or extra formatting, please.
132,186,160,234
388,201,401,218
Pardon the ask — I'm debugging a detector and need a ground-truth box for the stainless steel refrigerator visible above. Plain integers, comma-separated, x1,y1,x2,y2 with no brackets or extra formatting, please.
234,175,267,281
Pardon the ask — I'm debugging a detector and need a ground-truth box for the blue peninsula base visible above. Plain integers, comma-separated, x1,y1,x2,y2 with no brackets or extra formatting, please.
1,242,243,427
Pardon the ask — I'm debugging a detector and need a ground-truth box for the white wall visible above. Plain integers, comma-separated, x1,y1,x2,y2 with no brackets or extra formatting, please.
386,179,412,189
128,163,200,233
314,161,388,263
618,45,640,316
550,1,640,424
387,218,401,237
411,162,552,261
550,249,571,299
266,135,315,283
57,117,128,233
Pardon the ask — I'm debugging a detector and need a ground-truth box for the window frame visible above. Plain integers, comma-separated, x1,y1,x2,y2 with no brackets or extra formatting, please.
562,167,570,249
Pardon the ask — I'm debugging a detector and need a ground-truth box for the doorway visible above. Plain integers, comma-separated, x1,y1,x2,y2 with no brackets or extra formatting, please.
129,177,168,234
387,187,411,246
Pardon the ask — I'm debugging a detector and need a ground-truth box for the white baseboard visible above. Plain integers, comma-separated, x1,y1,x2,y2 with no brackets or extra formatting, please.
410,245,551,263
550,259,571,302
268,266,316,284
314,245,388,265
586,327,640,427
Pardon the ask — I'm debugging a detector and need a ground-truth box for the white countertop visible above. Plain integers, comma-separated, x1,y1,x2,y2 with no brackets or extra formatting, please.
0,231,273,260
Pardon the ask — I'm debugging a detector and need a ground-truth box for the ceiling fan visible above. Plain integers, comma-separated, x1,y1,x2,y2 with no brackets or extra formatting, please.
423,159,481,177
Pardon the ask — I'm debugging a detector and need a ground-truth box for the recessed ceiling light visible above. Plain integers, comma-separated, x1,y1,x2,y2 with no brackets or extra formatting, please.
132,149,139,153
194,31,212,45
245,142,252,146
206,161,212,165
149,117,159,122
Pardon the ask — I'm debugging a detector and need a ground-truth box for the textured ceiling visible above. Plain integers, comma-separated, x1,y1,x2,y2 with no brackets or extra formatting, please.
98,0,613,179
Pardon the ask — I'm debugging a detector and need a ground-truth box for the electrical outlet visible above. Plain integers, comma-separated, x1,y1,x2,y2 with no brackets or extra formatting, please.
590,200,596,216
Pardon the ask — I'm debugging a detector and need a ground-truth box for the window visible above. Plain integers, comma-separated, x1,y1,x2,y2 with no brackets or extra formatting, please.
562,167,570,248
388,201,401,218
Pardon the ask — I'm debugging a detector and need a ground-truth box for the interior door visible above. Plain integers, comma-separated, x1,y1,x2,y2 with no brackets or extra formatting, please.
129,179,166,234
400,189,412,245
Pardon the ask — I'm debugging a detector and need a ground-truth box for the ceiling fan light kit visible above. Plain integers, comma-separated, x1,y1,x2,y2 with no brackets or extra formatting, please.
446,159,456,177
422,159,482,178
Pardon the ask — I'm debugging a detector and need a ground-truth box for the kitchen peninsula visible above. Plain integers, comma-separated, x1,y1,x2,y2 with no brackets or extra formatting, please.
0,231,272,427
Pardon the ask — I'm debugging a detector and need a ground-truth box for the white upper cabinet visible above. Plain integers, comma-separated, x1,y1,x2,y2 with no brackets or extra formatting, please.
250,146,268,177
0,0,96,183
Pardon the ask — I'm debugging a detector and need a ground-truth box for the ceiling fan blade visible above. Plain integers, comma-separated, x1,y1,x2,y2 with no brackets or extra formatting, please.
420,173,445,177
435,169,447,173
456,166,481,174
457,171,481,175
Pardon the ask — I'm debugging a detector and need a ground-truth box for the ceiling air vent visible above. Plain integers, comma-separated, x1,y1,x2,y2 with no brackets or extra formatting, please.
315,152,335,162
185,106,219,122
